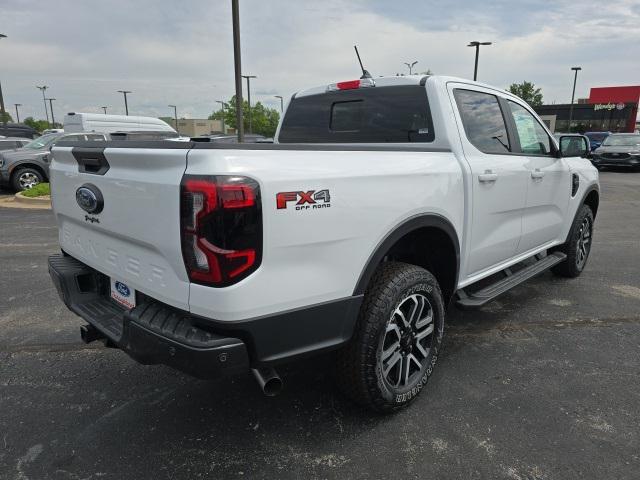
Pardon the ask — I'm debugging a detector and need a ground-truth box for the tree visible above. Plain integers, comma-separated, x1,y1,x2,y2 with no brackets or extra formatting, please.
507,81,543,107
209,95,280,138
0,111,13,123
23,117,51,132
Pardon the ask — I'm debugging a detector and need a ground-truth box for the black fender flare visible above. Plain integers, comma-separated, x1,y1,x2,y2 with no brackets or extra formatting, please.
8,160,49,180
579,185,600,217
560,186,599,245
352,213,461,296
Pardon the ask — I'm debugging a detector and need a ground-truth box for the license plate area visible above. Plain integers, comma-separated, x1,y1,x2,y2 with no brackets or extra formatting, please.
110,277,136,310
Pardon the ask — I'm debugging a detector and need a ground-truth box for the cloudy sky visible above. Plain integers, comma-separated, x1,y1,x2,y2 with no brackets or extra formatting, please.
1,0,639,122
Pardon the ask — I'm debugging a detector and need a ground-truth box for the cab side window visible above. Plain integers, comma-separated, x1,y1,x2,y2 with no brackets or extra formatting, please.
454,89,511,154
507,101,553,156
86,134,106,141
62,135,85,142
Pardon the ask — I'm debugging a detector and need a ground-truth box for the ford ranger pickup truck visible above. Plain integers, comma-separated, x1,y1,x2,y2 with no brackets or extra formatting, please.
48,75,599,412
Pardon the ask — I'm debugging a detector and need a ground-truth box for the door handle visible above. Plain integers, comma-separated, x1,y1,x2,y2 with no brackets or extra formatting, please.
531,169,545,179
478,170,498,183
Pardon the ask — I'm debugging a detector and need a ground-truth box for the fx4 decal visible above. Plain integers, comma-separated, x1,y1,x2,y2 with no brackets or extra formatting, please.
276,189,331,210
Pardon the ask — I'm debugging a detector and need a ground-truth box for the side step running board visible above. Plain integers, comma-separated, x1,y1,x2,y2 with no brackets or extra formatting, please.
456,252,567,309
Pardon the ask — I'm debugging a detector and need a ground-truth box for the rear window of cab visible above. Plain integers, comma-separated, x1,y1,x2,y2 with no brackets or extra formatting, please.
278,85,435,143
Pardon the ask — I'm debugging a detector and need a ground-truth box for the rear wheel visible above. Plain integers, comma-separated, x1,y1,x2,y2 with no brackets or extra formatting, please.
551,204,594,278
11,167,43,192
335,262,445,412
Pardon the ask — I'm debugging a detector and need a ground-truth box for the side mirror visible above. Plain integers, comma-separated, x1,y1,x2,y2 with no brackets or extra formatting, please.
559,135,590,158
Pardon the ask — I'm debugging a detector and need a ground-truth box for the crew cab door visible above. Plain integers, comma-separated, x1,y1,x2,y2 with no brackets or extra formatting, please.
504,100,570,253
449,85,529,277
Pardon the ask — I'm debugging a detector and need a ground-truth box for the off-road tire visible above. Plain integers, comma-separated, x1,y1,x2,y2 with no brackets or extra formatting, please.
335,262,445,413
551,204,594,278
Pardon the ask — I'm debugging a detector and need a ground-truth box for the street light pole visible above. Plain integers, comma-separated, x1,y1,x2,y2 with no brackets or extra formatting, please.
101,106,108,114
568,66,582,133
274,95,283,113
216,100,226,132
467,41,492,81
14,103,21,123
0,80,6,134
231,0,244,142
403,61,418,75
242,75,257,134
47,98,56,127
0,34,7,134
36,85,50,127
168,104,178,134
117,90,131,115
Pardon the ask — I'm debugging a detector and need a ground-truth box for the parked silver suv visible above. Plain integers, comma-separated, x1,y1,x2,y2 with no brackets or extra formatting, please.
0,132,106,191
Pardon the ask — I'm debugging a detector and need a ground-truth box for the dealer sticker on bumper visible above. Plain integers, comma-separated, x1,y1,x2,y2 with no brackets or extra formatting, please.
110,278,136,309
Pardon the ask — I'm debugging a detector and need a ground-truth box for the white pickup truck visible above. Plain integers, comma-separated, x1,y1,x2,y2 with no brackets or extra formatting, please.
48,75,599,412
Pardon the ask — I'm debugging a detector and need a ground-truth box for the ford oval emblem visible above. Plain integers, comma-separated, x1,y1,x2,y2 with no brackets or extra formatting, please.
115,281,130,297
76,184,104,214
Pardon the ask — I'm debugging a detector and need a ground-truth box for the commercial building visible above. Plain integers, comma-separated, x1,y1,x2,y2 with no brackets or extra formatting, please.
534,85,640,133
163,118,230,137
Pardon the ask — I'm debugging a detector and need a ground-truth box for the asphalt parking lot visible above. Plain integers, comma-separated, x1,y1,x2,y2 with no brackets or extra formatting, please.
1,172,639,480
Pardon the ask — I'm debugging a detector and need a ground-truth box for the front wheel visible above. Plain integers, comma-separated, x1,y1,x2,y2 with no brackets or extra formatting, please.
11,167,44,192
335,262,445,412
551,204,594,278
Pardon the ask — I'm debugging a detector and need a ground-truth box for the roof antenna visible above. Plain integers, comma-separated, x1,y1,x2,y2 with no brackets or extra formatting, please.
354,45,372,79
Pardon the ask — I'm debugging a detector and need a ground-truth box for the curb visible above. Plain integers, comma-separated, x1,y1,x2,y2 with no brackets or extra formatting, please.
0,193,52,210
14,192,52,206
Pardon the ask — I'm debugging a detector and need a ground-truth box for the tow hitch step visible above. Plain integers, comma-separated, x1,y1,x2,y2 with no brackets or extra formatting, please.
456,252,567,309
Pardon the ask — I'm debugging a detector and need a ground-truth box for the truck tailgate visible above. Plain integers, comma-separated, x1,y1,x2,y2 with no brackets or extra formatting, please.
50,146,190,310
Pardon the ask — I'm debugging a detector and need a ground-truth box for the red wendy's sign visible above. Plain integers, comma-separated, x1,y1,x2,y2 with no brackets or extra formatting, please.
589,86,640,104
588,86,640,132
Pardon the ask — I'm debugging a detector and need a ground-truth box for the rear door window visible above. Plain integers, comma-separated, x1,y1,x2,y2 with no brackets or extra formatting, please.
454,89,510,154
279,85,434,143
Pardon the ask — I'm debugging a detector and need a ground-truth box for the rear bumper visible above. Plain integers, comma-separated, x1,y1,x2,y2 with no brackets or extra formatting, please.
48,253,362,378
48,253,250,379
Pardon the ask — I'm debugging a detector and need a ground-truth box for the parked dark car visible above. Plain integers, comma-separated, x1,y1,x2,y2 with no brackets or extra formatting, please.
590,133,640,171
584,131,611,151
0,137,30,151
0,123,39,139
0,132,107,191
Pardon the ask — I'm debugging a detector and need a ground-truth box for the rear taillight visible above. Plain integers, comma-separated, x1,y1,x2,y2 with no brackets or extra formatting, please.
180,175,262,287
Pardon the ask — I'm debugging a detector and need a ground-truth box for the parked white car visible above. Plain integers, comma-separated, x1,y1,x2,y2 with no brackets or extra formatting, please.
49,75,599,412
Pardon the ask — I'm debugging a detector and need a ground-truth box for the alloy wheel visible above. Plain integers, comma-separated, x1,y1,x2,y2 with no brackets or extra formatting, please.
379,293,434,389
19,172,39,189
576,216,591,270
